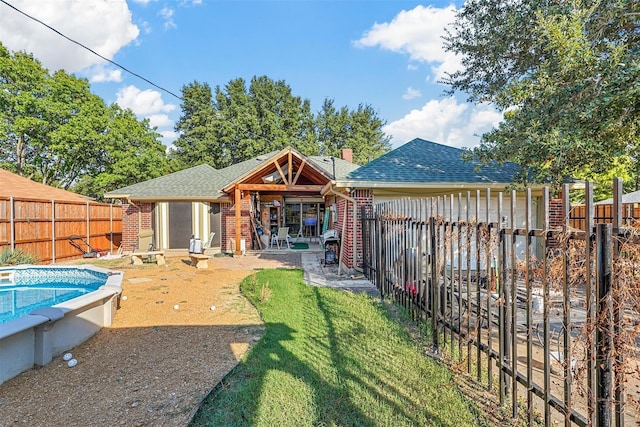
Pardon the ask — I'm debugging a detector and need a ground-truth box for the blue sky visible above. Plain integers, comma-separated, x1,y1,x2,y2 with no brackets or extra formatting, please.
0,0,502,149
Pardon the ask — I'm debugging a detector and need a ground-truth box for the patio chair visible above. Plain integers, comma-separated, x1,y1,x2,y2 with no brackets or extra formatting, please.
202,232,216,251
274,227,291,249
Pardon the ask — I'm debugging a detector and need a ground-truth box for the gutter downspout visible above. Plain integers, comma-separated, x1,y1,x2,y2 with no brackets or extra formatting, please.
328,188,361,275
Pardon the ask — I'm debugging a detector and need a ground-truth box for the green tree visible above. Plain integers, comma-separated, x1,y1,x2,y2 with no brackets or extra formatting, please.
173,75,390,168
73,105,168,200
0,43,49,176
37,70,109,188
316,98,391,165
444,0,640,194
316,98,350,157
171,81,220,169
173,76,318,168
212,77,260,166
0,44,107,188
1,42,168,198
248,75,317,157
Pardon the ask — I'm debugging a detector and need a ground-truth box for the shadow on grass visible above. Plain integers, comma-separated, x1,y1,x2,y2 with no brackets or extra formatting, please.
191,279,472,426
191,316,376,426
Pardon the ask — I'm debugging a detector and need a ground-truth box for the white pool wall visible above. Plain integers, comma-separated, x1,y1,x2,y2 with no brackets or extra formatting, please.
0,264,123,385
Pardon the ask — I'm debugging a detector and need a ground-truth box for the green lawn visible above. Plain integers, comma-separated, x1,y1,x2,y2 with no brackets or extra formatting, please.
191,269,486,427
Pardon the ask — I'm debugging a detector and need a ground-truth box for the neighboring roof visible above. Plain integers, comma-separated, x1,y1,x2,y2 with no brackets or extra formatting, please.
596,190,640,205
0,168,93,203
343,138,521,185
104,164,227,200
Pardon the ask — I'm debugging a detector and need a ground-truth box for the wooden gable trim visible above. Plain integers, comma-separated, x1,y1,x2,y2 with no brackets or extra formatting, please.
292,160,306,186
273,160,288,185
236,183,324,192
222,147,330,193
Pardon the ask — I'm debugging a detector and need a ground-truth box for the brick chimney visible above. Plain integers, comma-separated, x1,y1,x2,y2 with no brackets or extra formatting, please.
341,148,353,163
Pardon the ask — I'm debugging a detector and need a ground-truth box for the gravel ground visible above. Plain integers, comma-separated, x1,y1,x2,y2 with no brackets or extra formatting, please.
0,252,302,427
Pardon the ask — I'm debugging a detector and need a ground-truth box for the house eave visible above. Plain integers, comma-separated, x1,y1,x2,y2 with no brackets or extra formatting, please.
335,180,543,190
106,195,228,202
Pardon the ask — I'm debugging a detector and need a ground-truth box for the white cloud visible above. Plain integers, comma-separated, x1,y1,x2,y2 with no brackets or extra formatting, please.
160,130,179,150
160,7,177,30
116,86,178,146
141,21,152,35
402,87,422,100
116,85,176,116
383,98,503,149
354,5,461,80
86,65,122,83
0,0,139,73
147,114,173,128
161,130,178,139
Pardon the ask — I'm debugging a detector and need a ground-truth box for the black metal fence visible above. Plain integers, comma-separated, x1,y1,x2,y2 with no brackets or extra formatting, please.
361,179,640,426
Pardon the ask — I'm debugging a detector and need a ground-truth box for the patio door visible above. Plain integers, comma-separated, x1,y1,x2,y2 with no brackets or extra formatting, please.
284,199,323,239
209,203,221,246
168,202,192,249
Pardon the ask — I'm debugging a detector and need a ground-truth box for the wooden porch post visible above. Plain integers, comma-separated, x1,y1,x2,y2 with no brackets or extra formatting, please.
234,185,243,256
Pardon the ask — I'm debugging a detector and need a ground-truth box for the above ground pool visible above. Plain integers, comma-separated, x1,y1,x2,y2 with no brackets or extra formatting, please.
0,264,124,385
0,267,109,324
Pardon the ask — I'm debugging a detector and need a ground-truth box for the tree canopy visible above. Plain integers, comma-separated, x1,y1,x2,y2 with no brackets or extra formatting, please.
2,41,390,200
0,42,167,200
171,76,390,169
444,0,640,195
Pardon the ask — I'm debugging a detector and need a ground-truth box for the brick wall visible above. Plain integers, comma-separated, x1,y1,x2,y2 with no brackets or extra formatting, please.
221,197,251,252
332,189,373,270
121,202,154,252
548,198,564,248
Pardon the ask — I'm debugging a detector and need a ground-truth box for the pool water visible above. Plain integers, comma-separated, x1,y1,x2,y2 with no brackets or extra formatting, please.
0,268,107,324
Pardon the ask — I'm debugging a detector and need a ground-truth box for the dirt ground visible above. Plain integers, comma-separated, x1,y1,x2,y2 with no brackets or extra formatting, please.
0,252,302,427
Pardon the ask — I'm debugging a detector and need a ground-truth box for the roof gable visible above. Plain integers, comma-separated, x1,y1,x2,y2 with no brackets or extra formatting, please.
222,147,333,192
346,138,520,184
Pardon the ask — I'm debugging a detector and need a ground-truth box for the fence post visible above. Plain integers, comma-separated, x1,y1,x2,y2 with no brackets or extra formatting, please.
561,183,573,426
429,216,438,353
378,213,384,300
86,201,90,249
110,204,114,254
10,196,15,251
612,178,625,426
596,223,613,427
51,200,56,263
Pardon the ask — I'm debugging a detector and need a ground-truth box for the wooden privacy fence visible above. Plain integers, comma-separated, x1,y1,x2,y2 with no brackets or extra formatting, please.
570,202,640,230
0,196,122,263
361,179,640,427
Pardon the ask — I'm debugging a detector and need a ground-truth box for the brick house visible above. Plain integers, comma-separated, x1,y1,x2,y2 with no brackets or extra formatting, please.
323,138,554,271
104,147,358,257
105,139,567,274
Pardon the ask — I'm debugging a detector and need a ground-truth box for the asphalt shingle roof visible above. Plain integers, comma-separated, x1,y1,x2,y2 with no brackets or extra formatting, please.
309,156,359,179
346,138,520,184
0,168,93,203
104,164,227,199
104,148,357,200
596,190,640,205
216,151,280,182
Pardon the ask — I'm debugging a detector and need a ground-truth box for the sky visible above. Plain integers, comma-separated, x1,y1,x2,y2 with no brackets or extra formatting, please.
0,0,503,150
